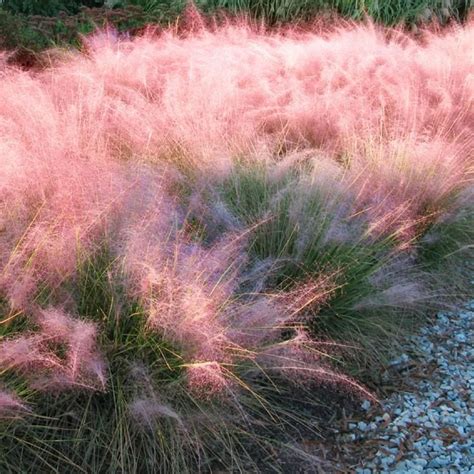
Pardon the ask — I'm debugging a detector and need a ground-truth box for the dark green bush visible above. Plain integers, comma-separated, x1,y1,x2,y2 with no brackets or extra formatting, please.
0,0,104,16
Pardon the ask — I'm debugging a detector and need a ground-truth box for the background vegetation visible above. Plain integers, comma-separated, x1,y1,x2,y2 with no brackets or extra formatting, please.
0,0,472,65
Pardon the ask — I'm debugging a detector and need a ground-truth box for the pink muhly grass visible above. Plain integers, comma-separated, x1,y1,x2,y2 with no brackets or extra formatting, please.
25,15,471,175
38,306,73,340
0,389,28,418
254,329,378,402
278,273,339,319
341,136,472,240
0,308,106,392
353,276,429,311
0,334,55,372
129,397,184,427
37,308,107,391
186,361,231,399
0,17,470,291
126,362,184,425
0,8,471,422
354,256,440,312
124,232,246,363
0,148,128,310
122,208,354,399
225,273,338,350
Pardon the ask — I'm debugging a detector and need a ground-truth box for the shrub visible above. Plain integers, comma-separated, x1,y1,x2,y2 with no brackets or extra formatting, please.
0,0,104,16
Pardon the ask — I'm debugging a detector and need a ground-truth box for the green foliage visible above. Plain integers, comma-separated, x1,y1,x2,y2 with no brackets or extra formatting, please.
0,249,187,473
0,247,325,472
197,0,470,25
220,162,406,357
0,10,23,50
0,0,472,62
331,0,467,25
0,0,104,16
222,163,305,262
125,0,185,16
417,197,474,297
0,5,163,54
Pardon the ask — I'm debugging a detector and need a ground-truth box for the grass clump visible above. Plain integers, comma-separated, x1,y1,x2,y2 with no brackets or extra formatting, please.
218,155,441,374
0,241,361,472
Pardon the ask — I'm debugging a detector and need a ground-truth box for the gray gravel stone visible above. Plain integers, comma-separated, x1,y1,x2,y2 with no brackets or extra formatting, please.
341,301,474,472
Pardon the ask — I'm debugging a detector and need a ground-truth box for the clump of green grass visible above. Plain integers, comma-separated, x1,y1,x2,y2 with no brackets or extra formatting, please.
418,190,473,269
205,162,473,376
0,241,355,472
1,247,189,472
218,158,434,373
416,189,474,306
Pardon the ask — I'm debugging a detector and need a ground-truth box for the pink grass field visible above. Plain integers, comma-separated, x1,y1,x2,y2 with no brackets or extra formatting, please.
0,9,472,454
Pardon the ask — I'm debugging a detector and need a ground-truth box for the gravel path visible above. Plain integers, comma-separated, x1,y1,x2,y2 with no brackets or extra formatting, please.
338,301,474,473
